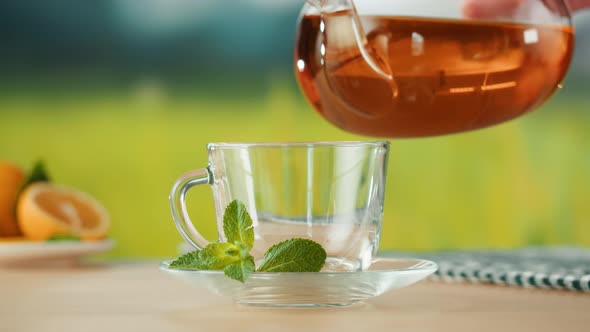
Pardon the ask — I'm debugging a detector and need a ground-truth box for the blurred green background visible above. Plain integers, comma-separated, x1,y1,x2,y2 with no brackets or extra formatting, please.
1,1,589,258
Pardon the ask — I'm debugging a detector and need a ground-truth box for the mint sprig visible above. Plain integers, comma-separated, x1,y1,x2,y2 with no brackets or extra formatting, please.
170,200,327,283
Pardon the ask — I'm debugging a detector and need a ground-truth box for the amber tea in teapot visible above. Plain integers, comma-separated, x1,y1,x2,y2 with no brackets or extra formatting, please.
295,1,574,137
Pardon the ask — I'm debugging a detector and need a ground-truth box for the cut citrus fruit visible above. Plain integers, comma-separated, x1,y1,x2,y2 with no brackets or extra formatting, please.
0,161,25,237
17,183,110,241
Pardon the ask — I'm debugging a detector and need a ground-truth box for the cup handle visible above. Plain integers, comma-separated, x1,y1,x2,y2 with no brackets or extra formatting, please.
169,168,212,250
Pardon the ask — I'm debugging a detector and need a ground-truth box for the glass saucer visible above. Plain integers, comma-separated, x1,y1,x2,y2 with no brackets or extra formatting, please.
160,257,437,307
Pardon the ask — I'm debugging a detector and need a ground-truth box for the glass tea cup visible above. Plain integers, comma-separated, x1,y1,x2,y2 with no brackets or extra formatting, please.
169,141,390,272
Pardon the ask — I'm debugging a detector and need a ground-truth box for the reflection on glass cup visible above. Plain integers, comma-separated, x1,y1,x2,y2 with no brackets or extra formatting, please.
170,141,390,271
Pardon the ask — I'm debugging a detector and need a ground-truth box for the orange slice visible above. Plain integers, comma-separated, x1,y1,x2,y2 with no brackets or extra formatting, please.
17,183,110,241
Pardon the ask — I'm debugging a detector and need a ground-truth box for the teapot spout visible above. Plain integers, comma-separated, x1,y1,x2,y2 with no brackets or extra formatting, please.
308,0,393,81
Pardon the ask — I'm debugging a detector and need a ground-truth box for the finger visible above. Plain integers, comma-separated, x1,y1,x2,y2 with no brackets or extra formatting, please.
567,0,590,11
462,0,525,18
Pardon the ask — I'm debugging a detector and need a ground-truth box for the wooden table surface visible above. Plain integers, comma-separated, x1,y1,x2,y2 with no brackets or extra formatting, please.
1,261,589,332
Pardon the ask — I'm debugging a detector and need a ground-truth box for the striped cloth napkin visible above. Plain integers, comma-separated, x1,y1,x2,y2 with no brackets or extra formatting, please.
388,247,590,292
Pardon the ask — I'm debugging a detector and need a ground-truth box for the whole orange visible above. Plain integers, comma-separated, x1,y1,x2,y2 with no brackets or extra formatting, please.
0,161,25,237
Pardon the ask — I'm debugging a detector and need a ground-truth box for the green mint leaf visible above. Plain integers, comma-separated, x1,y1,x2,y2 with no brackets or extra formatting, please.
20,160,51,192
222,200,254,249
223,255,255,283
257,238,327,273
47,235,81,242
198,242,241,270
169,251,209,270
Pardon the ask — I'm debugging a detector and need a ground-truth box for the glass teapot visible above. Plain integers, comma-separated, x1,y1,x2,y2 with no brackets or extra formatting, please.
295,0,574,137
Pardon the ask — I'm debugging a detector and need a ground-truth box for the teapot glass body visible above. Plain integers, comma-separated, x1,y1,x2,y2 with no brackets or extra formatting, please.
295,0,574,137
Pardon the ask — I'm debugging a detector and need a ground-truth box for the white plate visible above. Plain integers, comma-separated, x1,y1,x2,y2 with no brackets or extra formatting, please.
0,239,114,265
160,257,437,307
